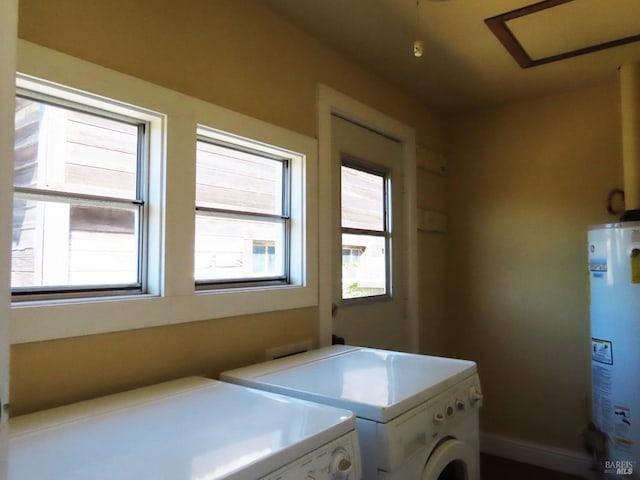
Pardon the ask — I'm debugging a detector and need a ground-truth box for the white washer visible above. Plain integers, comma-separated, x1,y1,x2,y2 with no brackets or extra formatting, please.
9,376,361,480
221,346,482,480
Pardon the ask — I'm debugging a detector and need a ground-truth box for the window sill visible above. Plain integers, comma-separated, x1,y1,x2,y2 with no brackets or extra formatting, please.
10,283,316,344
11,292,159,309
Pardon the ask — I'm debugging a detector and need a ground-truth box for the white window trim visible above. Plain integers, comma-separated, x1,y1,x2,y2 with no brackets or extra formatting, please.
316,84,418,352
1,0,18,454
10,40,318,344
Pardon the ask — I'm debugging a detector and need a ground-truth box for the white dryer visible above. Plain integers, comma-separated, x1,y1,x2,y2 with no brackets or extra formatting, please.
9,376,361,480
221,345,482,480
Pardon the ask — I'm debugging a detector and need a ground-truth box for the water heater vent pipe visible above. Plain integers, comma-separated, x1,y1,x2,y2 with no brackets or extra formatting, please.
620,62,640,220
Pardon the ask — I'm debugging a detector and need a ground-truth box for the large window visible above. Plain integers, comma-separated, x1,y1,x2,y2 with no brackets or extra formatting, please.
12,92,147,299
194,135,290,287
341,161,390,299
11,43,318,343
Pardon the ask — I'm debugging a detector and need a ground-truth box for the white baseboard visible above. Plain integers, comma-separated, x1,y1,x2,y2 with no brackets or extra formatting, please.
480,432,599,479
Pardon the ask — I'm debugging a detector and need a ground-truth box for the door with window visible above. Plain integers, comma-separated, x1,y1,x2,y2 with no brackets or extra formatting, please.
1,1,18,479
331,115,407,350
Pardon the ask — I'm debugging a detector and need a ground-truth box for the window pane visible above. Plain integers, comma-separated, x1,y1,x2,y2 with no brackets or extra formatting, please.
342,233,386,299
341,165,384,231
195,215,285,281
196,141,284,215
12,198,140,288
14,97,140,199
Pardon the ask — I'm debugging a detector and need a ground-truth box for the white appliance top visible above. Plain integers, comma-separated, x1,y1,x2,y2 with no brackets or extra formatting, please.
589,220,640,230
9,376,356,480
221,345,477,423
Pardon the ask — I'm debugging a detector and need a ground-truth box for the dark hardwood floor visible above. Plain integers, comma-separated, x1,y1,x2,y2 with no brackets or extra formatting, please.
481,454,588,480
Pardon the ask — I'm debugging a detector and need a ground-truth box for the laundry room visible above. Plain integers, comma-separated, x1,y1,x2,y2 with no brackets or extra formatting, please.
1,1,638,479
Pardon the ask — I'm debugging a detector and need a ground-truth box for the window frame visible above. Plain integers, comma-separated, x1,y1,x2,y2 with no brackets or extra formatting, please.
10,42,318,344
340,157,392,302
11,88,151,301
194,134,292,289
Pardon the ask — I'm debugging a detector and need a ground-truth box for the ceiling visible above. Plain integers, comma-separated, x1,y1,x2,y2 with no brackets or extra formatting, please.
262,0,640,113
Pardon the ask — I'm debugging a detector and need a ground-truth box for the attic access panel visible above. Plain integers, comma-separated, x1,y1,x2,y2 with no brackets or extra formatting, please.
485,0,640,68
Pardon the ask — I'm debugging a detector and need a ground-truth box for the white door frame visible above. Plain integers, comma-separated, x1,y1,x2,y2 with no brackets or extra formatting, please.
317,85,418,352
0,1,18,479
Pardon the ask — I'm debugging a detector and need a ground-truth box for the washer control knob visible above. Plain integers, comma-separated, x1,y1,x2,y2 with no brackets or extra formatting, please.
456,399,466,411
469,386,484,405
446,404,455,417
433,412,445,424
330,448,352,479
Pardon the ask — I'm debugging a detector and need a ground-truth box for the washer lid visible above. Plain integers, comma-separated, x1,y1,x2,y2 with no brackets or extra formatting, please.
10,377,356,480
222,346,477,423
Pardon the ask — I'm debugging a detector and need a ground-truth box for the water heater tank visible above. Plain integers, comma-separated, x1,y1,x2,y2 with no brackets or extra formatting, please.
589,223,640,470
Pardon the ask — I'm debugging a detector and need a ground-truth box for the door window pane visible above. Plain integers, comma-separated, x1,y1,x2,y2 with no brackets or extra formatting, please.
341,165,384,231
342,234,386,299
341,161,390,300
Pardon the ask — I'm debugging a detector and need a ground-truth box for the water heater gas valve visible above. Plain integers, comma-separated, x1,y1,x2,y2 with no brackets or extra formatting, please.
469,386,484,405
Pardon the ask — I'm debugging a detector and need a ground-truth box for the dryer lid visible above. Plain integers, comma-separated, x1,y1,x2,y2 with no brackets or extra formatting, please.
222,346,477,423
10,377,356,480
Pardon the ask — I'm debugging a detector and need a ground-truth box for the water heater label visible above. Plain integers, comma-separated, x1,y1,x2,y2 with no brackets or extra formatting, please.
592,364,612,433
589,258,607,272
592,338,613,365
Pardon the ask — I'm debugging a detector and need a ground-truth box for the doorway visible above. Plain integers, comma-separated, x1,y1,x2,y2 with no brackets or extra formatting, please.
331,115,406,349
317,85,418,352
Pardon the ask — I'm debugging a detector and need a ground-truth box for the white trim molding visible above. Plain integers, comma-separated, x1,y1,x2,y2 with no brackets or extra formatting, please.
1,2,18,478
316,84,418,351
481,432,599,479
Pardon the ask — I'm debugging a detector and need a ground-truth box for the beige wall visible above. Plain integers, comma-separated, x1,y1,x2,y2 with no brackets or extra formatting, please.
11,309,315,416
13,0,442,414
17,0,441,147
418,165,448,356
444,81,623,451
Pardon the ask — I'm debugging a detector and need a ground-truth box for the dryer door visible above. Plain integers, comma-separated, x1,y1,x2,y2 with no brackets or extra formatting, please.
421,439,475,480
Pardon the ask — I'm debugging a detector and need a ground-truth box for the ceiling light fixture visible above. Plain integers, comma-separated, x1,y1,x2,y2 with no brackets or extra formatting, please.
414,0,424,57
414,39,424,57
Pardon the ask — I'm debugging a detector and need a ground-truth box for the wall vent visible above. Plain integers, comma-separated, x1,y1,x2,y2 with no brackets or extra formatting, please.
265,340,313,360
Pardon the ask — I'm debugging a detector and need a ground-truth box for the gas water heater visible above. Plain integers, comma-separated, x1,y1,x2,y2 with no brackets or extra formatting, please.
589,223,640,470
